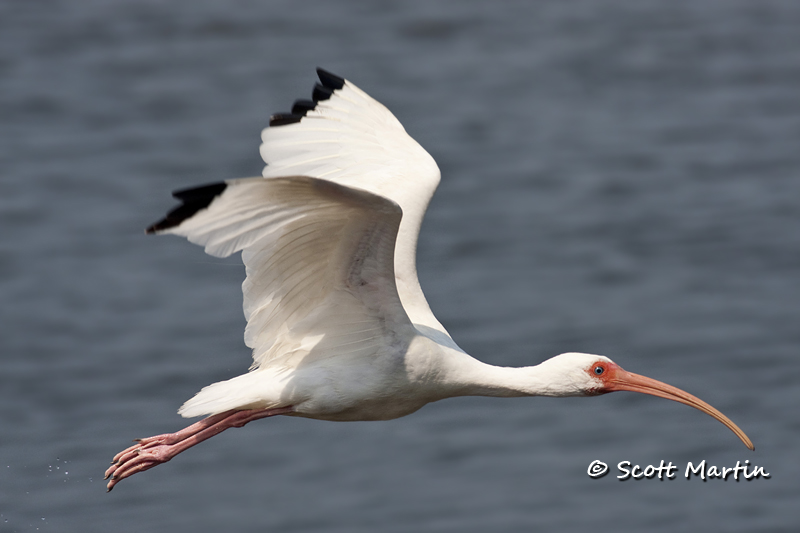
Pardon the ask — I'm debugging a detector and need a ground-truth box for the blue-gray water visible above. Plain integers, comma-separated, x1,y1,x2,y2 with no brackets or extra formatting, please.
1,1,798,531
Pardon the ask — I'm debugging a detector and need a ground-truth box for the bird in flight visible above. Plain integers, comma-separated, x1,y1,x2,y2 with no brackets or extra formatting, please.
106,68,753,491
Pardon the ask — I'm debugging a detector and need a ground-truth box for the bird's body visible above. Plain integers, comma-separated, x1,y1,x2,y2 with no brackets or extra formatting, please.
187,328,448,423
106,69,752,491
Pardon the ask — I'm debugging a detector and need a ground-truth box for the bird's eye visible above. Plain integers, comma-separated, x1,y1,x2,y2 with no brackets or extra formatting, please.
594,366,604,375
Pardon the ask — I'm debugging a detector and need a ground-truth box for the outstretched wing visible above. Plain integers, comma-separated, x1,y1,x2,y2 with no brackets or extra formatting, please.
261,69,448,339
147,176,415,371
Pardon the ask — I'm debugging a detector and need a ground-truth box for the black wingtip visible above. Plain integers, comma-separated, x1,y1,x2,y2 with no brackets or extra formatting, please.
146,182,227,234
316,68,345,90
269,113,304,127
268,69,345,129
291,99,316,116
312,83,334,103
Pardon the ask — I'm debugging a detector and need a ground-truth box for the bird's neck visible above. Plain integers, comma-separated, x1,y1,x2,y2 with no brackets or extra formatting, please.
440,350,585,399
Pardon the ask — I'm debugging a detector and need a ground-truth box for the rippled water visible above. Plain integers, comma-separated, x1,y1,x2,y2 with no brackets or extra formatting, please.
2,1,798,531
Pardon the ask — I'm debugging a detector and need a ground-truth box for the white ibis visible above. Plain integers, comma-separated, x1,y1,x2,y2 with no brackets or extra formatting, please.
106,68,753,491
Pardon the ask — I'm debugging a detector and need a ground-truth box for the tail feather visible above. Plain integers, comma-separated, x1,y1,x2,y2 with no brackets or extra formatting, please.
178,370,285,418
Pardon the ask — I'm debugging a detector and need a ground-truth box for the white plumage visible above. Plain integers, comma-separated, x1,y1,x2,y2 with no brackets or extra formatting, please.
106,69,752,491
171,176,417,420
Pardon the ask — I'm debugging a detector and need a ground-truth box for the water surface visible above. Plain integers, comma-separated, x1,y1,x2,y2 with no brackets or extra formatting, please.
1,1,798,531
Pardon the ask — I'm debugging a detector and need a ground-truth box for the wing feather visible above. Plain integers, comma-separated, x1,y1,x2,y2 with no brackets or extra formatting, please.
151,176,415,370
260,69,449,338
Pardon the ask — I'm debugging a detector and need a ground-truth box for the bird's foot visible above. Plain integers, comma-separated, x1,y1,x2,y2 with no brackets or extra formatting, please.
110,433,181,464
105,407,295,492
105,435,180,491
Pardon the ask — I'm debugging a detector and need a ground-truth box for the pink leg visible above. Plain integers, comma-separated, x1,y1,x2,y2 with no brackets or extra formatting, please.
105,406,294,492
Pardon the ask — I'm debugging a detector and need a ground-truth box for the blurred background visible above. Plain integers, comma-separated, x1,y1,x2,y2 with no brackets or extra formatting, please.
1,1,798,531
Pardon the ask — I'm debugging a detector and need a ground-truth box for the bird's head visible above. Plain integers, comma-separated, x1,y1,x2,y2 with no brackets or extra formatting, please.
543,352,754,450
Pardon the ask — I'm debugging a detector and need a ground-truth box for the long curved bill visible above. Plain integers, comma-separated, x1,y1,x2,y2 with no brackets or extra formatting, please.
606,368,754,451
